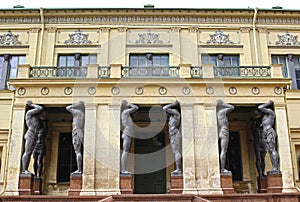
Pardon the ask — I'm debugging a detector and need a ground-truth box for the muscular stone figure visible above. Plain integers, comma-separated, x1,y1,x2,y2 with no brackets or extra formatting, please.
258,100,280,173
216,99,234,174
120,100,138,175
33,119,48,178
22,101,44,174
251,113,267,178
163,100,182,175
66,101,85,174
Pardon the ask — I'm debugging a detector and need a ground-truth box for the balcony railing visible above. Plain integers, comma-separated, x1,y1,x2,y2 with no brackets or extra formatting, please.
30,66,87,78
190,66,203,78
121,66,179,78
214,66,271,78
98,66,110,78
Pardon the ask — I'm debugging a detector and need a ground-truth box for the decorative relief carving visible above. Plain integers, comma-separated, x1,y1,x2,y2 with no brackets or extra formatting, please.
0,31,21,46
207,30,233,45
47,27,57,33
17,87,26,96
100,27,110,32
274,87,282,95
182,87,191,95
206,87,214,95
135,86,143,95
276,31,298,46
128,29,170,45
41,87,49,95
228,87,237,95
29,28,40,33
111,86,120,95
251,87,260,95
158,87,167,95
188,26,198,33
240,28,251,33
88,87,96,95
136,30,162,44
64,30,92,45
64,87,73,95
170,27,181,32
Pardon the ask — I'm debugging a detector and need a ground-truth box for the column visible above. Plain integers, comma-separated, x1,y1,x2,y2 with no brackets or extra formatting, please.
45,27,57,66
99,28,110,66
181,103,197,194
275,104,297,193
170,27,181,65
240,28,252,66
4,103,26,195
257,28,269,66
27,28,40,66
80,103,97,195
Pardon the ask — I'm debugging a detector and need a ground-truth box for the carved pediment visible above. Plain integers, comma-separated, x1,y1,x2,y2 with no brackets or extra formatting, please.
64,30,91,45
0,31,21,46
207,30,233,45
276,32,298,46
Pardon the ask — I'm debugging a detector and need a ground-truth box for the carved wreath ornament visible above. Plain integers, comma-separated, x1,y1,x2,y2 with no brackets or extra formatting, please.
207,30,233,45
64,30,91,45
0,31,21,46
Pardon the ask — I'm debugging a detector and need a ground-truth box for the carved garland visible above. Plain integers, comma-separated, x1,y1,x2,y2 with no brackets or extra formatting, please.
0,31,21,46
207,30,233,45
64,30,92,45
275,31,299,46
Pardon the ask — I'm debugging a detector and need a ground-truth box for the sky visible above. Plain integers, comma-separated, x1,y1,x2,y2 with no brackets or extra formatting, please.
0,0,299,10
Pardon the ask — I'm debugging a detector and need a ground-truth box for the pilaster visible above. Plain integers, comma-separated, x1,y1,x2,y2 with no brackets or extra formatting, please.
170,27,181,65
240,28,252,65
99,28,110,66
45,27,57,66
181,103,197,194
80,103,97,195
27,28,40,66
4,103,26,196
274,104,297,193
257,28,269,65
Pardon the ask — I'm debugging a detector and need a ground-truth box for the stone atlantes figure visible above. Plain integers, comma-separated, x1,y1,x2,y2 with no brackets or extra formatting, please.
251,112,267,178
163,100,182,175
216,99,234,174
66,101,85,174
120,100,139,175
33,118,48,178
22,101,45,174
258,100,280,173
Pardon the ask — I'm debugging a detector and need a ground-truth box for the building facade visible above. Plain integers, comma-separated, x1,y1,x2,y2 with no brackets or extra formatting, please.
0,6,299,196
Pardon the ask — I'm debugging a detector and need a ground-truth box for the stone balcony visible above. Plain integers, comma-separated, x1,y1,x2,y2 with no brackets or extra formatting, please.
16,64,284,79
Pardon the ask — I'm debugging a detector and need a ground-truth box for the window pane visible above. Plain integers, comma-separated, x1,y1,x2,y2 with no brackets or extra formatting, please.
223,56,231,66
58,56,67,66
138,56,146,67
81,55,89,66
130,55,138,66
161,55,169,66
294,56,300,67
231,56,239,66
201,55,209,64
67,56,75,67
89,54,97,64
153,56,161,66
19,56,26,64
271,56,278,64
9,57,18,78
0,57,3,83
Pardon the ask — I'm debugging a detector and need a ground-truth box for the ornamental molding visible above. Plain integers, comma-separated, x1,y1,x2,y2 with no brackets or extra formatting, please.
47,27,57,33
1,16,300,25
206,30,233,45
257,28,268,33
64,29,92,45
275,31,299,46
188,26,198,33
170,27,181,32
0,31,21,46
240,28,251,33
100,27,110,32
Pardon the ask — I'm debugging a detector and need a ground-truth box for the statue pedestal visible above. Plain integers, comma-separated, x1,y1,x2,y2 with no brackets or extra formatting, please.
18,173,34,195
33,177,42,195
120,174,133,194
267,171,282,193
170,174,183,194
68,173,82,196
220,173,234,194
257,176,267,193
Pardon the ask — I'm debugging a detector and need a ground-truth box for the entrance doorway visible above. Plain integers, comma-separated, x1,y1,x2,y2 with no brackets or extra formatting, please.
132,106,167,194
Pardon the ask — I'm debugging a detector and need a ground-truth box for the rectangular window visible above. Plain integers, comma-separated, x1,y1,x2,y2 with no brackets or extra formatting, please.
272,55,300,89
58,54,97,67
0,55,26,90
201,54,239,66
129,54,169,67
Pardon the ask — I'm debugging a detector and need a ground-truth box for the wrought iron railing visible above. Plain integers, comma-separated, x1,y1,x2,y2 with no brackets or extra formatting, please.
98,66,110,78
30,66,87,78
121,66,179,78
214,66,271,78
190,66,203,78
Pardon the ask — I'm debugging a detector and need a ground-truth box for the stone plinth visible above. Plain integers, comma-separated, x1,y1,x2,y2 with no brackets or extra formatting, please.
257,176,267,193
33,177,42,195
120,174,133,194
18,173,34,195
220,173,234,194
68,173,82,196
170,174,183,194
267,171,282,193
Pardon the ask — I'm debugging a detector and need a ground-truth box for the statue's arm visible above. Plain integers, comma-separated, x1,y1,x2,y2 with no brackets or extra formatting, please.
128,104,138,114
163,101,180,113
27,103,43,115
258,101,275,116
